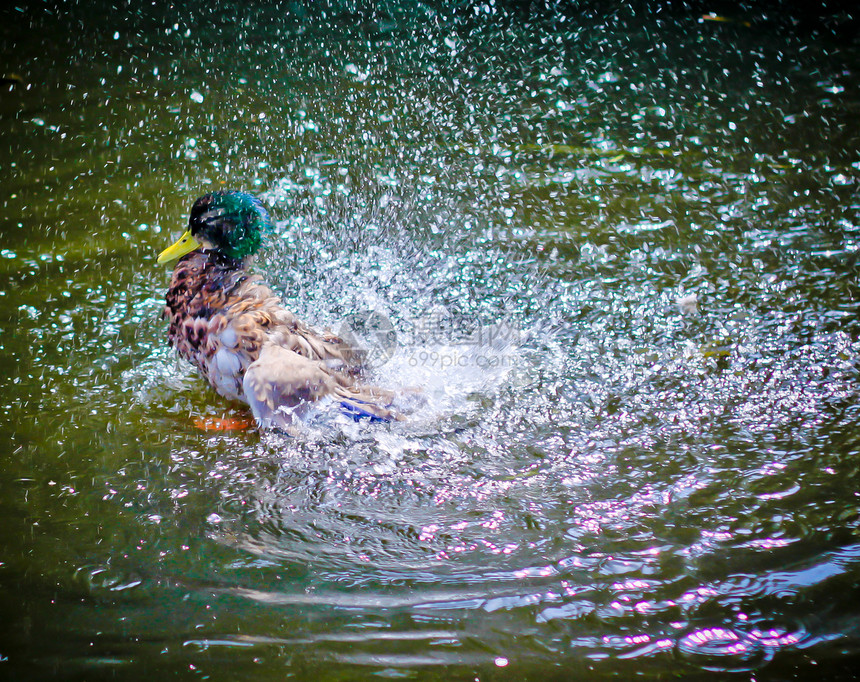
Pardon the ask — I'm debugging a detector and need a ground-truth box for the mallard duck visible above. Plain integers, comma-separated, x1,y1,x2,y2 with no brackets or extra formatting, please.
157,190,399,429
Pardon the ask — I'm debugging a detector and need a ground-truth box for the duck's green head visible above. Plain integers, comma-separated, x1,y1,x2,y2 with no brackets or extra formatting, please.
157,190,273,264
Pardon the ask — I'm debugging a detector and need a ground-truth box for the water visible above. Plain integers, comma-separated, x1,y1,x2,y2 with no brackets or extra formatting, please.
1,1,859,679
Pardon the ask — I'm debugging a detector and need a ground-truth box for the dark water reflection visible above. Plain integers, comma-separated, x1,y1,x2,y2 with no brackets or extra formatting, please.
1,1,859,680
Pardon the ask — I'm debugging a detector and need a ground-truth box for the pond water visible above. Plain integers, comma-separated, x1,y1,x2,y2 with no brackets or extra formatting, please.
1,1,859,680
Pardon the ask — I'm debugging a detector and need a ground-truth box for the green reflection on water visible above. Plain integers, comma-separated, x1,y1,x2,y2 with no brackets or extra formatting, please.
1,1,859,680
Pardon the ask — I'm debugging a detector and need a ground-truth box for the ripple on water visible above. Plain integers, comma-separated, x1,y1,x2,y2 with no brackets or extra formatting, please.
109,172,860,672
20,3,858,676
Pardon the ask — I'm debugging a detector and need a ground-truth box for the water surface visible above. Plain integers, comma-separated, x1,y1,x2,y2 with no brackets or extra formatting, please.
1,1,859,680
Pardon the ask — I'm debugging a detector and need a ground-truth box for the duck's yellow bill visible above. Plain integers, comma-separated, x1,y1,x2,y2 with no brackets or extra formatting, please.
157,229,201,264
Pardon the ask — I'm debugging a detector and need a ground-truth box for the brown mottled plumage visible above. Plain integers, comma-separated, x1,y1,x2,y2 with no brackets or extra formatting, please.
158,191,399,429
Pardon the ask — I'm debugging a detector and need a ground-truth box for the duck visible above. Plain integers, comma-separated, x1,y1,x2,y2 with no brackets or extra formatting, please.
156,190,399,429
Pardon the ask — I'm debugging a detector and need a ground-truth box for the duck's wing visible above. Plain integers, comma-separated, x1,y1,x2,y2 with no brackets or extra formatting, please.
268,317,363,374
243,341,400,429
242,342,338,429
229,277,364,372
